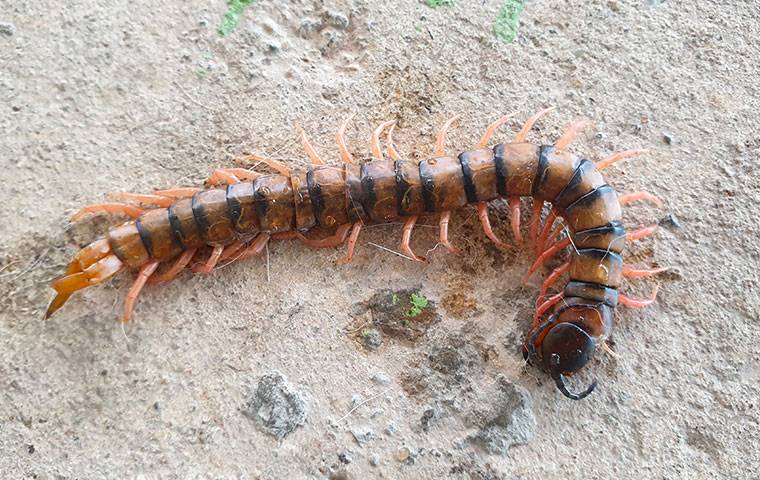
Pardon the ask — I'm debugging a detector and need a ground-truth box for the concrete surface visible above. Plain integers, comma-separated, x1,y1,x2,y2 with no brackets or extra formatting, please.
1,0,758,478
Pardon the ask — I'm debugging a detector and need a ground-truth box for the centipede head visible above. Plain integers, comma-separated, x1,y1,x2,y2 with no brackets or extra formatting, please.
524,316,598,400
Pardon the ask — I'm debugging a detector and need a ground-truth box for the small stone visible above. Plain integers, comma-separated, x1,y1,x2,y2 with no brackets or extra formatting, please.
370,371,391,385
324,11,350,29
360,328,383,350
395,446,411,462
350,425,375,446
0,22,16,36
298,18,321,37
385,421,398,435
338,451,352,464
369,453,380,466
659,213,682,229
241,372,310,440
663,132,673,145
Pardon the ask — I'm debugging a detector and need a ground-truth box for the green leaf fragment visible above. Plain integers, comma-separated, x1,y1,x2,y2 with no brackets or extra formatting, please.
218,0,257,37
405,292,429,317
494,0,525,43
427,0,455,8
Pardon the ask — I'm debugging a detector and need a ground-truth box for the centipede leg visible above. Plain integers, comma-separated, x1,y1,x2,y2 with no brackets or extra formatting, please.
122,260,160,323
154,187,202,198
65,238,111,275
476,113,517,148
477,202,511,249
596,149,647,170
627,224,658,241
71,203,145,222
148,249,197,284
337,115,355,164
299,223,353,249
537,261,570,304
524,237,572,281
508,197,523,245
108,192,175,207
533,292,564,325
207,168,261,186
438,210,458,254
514,106,555,143
555,119,593,151
45,254,124,319
623,265,668,278
528,200,544,250
236,234,271,260
538,218,564,256
434,115,460,156
236,154,290,177
619,285,659,308
400,216,426,262
297,125,325,166
386,124,402,160
192,245,224,274
619,191,664,208
336,222,363,265
371,120,395,160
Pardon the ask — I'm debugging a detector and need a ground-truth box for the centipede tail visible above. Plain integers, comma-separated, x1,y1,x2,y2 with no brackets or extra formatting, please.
48,110,667,400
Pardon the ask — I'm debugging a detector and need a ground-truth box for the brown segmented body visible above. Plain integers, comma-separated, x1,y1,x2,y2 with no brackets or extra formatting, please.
46,112,665,400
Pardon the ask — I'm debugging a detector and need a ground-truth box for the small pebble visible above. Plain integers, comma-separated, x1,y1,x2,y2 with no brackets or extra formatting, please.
338,451,352,464
361,328,383,350
395,446,411,462
369,453,380,466
370,371,391,385
350,425,375,446
659,213,682,229
663,132,673,145
0,22,16,36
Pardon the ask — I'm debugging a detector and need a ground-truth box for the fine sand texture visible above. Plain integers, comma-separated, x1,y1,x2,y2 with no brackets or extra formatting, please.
1,1,758,478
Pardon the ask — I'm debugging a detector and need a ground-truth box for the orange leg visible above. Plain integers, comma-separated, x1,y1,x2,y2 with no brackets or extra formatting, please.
508,197,523,245
539,220,564,257
438,210,458,254
108,192,174,207
148,249,197,284
477,202,511,249
237,234,271,260
336,222,363,265
596,149,647,170
533,292,564,325
65,238,111,275
619,285,659,308
192,245,224,274
400,216,425,262
528,200,544,250
154,187,202,198
297,125,325,166
623,265,668,277
207,168,261,186
535,208,560,255
237,154,290,177
71,203,145,222
555,119,593,151
386,124,402,160
524,237,572,281
370,120,395,160
299,223,353,248
219,241,246,261
514,107,555,143
45,254,124,319
619,191,664,208
538,261,570,304
627,224,658,241
336,115,355,164
476,113,517,148
434,115,460,156
122,260,160,322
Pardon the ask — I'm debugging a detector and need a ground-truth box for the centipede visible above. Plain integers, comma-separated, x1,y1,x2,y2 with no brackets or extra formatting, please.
45,107,667,400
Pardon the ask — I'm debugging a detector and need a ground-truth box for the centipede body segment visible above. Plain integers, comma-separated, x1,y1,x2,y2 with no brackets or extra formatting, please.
46,109,666,400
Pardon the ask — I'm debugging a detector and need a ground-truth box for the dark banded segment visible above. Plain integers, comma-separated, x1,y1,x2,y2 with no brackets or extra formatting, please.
458,151,479,203
563,184,622,232
553,159,605,209
563,280,619,307
226,181,259,234
394,160,425,216
569,248,624,288
167,204,186,249
306,169,325,225
532,145,552,196
226,184,242,228
134,218,154,258
492,143,508,197
344,164,367,222
359,163,377,212
361,161,397,221
191,192,210,234
190,189,236,244
573,221,626,253
419,158,437,212
253,175,295,233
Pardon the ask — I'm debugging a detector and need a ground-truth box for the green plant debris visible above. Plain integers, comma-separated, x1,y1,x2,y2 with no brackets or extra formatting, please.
360,329,372,338
392,293,399,305
405,292,429,317
218,0,257,36
494,0,525,43
427,0,455,8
